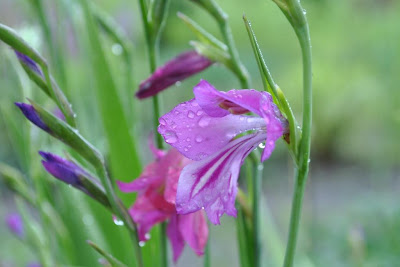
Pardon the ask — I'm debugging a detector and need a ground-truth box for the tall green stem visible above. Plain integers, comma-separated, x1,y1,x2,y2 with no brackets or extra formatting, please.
138,0,168,265
282,2,312,266
252,163,262,267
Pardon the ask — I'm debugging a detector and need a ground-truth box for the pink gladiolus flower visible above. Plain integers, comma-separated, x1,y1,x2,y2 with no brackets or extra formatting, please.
117,147,208,262
158,80,288,224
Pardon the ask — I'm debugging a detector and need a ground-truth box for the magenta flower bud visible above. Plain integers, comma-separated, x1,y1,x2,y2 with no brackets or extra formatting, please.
15,103,50,133
5,213,24,238
39,151,111,208
136,50,213,99
39,151,88,189
14,50,42,76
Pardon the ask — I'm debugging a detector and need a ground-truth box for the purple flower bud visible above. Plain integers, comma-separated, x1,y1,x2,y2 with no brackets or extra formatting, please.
136,50,213,99
39,151,84,187
5,213,24,238
14,51,42,76
15,103,50,132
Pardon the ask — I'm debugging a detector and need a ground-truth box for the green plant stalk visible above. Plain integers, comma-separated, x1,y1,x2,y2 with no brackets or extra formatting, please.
204,230,210,267
138,0,168,265
253,163,262,267
192,0,250,88
281,2,313,267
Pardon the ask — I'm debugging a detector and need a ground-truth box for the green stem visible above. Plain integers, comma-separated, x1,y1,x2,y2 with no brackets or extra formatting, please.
219,20,249,88
252,163,262,267
282,3,312,267
138,0,168,265
95,162,144,267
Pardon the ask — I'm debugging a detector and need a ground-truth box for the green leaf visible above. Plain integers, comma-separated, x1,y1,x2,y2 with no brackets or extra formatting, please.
79,1,141,202
243,15,298,156
87,240,128,267
190,40,232,70
177,12,227,51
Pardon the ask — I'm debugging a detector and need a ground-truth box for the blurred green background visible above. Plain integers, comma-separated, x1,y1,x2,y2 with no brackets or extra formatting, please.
0,0,399,266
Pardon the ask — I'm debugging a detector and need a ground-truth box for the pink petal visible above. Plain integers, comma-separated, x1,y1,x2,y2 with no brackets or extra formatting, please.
259,93,288,161
179,211,208,257
129,194,170,241
167,214,185,263
194,80,268,117
175,133,266,224
158,99,265,161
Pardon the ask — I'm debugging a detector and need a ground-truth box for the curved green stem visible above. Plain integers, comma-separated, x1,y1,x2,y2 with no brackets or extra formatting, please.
252,163,262,267
282,3,312,267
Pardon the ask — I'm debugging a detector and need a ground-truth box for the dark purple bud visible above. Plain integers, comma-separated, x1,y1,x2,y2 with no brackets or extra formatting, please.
136,50,213,99
5,213,24,238
15,103,50,132
14,50,43,76
39,151,85,187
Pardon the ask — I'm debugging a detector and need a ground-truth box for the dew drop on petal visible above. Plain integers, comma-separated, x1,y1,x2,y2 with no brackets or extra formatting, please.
165,131,178,144
139,241,146,247
195,136,203,143
258,143,266,149
187,111,195,119
198,116,211,128
145,233,151,240
196,110,204,116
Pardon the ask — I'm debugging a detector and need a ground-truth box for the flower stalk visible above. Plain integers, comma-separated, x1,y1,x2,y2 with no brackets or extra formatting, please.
272,0,313,266
138,0,170,265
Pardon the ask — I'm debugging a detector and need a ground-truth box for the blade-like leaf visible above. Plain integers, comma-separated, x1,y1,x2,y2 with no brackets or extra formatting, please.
80,1,141,203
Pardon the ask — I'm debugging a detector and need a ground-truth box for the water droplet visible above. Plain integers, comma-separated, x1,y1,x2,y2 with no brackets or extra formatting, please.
195,136,203,143
258,143,265,149
302,9,307,15
139,241,146,247
165,131,178,144
201,207,205,210
174,111,180,115
198,117,211,127
186,138,191,142
187,111,195,119
175,81,182,87
145,233,151,240
192,102,199,107
113,218,124,226
196,110,203,116
184,147,189,152
111,43,123,55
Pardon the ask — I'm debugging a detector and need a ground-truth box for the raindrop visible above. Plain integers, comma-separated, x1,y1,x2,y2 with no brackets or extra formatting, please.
196,110,204,116
187,111,195,119
139,241,146,247
175,81,182,87
113,218,124,226
184,147,189,152
258,143,265,149
198,117,211,127
111,43,123,55
201,207,205,210
195,136,203,143
302,9,307,15
165,131,178,144
145,233,151,240
186,138,191,142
